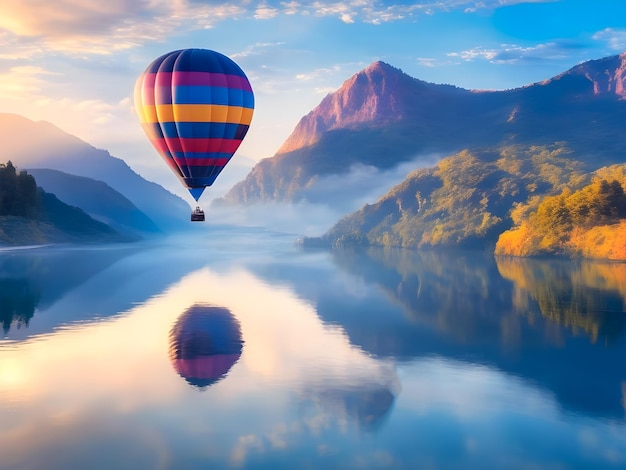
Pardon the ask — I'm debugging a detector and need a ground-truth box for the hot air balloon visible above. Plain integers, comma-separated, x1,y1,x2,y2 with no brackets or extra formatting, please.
134,49,254,221
168,304,244,389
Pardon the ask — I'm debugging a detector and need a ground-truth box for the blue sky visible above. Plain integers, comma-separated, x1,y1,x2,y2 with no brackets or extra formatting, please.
0,0,625,198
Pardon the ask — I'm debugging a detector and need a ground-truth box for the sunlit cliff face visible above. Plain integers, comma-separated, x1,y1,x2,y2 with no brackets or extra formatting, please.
277,62,417,154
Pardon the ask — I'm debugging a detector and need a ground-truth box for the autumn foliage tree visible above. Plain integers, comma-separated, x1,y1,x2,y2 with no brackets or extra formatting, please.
496,176,626,258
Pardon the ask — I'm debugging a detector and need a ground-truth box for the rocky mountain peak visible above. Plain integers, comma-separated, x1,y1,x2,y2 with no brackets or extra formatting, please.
277,61,421,154
543,52,626,98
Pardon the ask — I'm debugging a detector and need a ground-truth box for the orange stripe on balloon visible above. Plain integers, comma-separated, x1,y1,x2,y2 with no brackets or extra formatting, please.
142,104,253,124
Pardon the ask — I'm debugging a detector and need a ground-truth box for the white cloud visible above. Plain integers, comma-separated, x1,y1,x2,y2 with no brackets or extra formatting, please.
340,13,355,23
296,65,341,81
281,1,302,15
0,0,245,56
0,64,134,154
0,32,43,60
231,42,286,59
448,47,498,61
0,1,560,57
593,28,626,51
255,4,280,19
0,65,58,97
448,42,578,64
314,86,338,94
416,57,438,67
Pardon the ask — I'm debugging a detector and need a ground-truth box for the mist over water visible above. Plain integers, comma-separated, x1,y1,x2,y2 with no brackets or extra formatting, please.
302,153,442,209
202,201,345,236
205,154,442,236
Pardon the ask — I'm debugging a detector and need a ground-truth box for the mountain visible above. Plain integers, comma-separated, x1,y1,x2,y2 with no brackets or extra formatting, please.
274,61,468,154
27,169,161,237
222,53,626,209
0,206,126,246
0,161,129,245
0,114,189,230
307,144,587,249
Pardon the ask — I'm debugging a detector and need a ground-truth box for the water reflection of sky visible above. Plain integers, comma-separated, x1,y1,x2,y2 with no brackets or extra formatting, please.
0,235,625,469
0,265,398,469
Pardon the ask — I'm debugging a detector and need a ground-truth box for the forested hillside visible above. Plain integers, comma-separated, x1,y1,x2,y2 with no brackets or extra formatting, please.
0,161,129,245
311,147,626,260
224,53,626,208
0,113,189,230
318,144,587,250
496,165,626,259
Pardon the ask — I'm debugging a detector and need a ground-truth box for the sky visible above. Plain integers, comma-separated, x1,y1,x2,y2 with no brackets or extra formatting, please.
0,0,625,199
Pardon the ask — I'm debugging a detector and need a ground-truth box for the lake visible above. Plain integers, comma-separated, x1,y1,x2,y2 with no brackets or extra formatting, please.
1,226,625,469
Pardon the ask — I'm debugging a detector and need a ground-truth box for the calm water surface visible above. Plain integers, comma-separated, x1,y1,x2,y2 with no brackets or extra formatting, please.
1,226,625,469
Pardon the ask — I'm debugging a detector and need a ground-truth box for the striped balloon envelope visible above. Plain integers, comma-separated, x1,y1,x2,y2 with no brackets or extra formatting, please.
134,49,254,202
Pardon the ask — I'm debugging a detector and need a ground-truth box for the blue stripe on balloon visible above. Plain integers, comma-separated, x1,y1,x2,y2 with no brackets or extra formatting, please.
179,168,226,184
171,86,254,107
151,122,249,140
151,49,248,77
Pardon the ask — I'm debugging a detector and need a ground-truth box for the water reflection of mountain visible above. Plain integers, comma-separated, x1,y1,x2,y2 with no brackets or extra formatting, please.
0,242,208,341
168,304,243,390
265,247,626,422
0,278,39,333
0,228,302,341
0,247,131,335
496,257,626,344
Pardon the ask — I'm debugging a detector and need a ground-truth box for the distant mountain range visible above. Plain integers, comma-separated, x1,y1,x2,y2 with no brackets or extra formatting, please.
36,189,132,243
0,114,189,232
27,169,161,237
220,52,626,254
224,53,626,208
3,51,626,253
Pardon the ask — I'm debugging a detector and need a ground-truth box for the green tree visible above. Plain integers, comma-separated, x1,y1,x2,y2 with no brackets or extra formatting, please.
0,161,39,217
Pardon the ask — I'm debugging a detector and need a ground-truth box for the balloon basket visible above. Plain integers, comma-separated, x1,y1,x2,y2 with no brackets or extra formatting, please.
191,206,205,222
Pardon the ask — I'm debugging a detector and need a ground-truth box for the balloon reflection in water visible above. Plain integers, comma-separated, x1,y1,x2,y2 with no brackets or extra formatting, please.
168,304,244,389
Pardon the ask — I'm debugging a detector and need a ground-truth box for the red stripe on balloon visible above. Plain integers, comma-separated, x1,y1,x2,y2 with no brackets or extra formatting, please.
173,354,241,379
153,138,241,153
173,157,229,166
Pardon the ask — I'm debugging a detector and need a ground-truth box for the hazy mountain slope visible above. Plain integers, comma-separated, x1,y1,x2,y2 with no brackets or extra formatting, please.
28,169,161,237
310,144,588,249
223,53,626,207
0,163,127,245
0,114,189,230
0,190,130,246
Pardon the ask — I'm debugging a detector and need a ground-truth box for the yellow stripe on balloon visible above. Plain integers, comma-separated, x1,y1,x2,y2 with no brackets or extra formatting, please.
133,80,147,124
140,105,159,124
140,104,253,124
226,105,243,125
